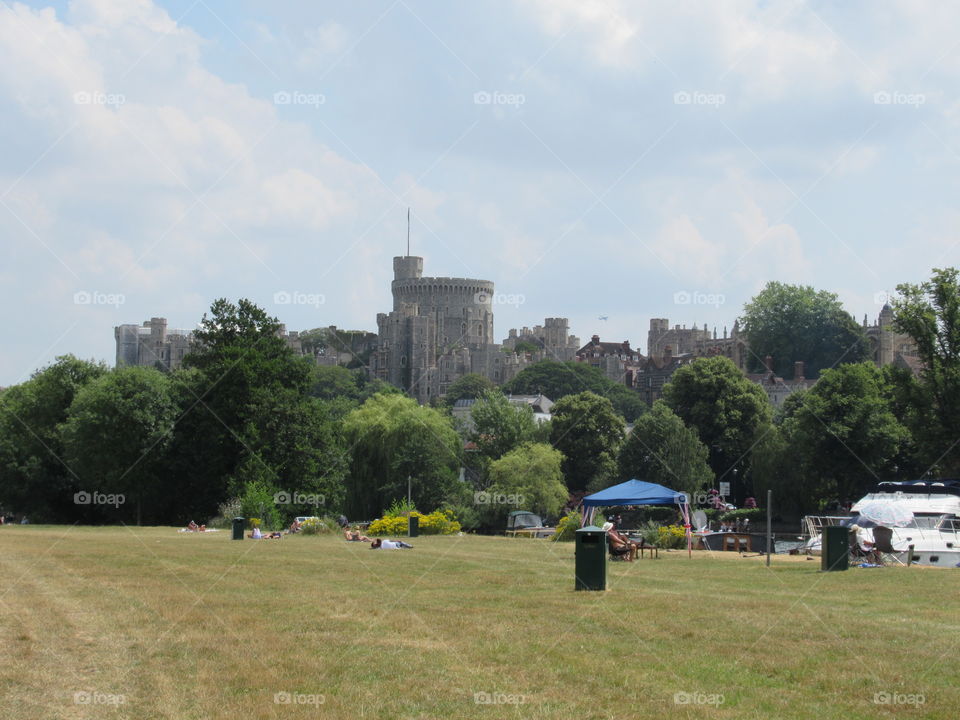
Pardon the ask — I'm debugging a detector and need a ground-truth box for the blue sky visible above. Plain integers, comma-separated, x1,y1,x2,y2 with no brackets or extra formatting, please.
2,0,959,384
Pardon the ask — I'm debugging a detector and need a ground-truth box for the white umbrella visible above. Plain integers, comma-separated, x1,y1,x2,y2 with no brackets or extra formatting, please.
856,502,914,528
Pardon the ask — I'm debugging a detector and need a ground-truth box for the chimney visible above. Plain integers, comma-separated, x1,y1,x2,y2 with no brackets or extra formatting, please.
765,355,773,373
591,334,600,346
794,361,804,381
622,340,630,352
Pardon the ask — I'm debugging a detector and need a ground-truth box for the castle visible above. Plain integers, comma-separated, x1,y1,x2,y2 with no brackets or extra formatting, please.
114,255,916,409
370,255,579,402
114,317,303,372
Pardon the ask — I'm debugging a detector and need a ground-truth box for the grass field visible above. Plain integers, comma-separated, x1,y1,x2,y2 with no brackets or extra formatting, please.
1,526,956,719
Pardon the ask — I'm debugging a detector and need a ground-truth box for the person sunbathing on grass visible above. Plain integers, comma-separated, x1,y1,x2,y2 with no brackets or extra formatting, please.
370,538,413,549
344,527,373,542
185,520,199,531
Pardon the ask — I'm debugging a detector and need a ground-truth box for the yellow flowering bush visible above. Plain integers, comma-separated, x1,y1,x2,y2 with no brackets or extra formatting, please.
368,509,461,536
551,511,582,542
656,524,688,550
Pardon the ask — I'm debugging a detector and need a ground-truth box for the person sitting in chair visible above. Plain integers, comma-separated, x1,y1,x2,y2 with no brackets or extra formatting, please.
603,522,636,561
850,525,882,564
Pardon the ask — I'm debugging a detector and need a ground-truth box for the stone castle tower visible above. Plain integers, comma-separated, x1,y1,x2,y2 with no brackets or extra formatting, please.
373,256,496,402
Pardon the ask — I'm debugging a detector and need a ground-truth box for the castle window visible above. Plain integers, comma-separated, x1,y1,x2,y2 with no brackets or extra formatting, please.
400,356,407,367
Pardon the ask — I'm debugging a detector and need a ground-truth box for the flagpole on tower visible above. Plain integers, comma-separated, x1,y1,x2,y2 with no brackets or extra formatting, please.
407,207,410,256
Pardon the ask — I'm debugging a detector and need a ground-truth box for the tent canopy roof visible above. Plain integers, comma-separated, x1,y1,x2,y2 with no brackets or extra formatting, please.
582,479,688,508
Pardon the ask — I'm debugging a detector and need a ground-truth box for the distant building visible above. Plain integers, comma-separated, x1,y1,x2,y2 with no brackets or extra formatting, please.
451,393,554,433
370,255,579,402
114,317,305,371
575,335,643,385
864,303,917,368
633,346,696,405
114,318,192,371
502,319,580,361
745,358,817,408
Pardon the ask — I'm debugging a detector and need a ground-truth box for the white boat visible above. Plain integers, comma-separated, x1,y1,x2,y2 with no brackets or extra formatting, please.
803,480,960,567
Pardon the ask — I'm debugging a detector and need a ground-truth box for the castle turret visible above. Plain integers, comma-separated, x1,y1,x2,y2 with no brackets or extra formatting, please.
393,256,423,280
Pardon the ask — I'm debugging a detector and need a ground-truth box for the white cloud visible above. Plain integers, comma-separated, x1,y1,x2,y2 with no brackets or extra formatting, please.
0,0,426,379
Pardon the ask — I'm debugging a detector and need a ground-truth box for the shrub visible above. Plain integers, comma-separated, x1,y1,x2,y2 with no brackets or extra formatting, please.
720,508,764,523
551,511,582,542
384,498,417,518
207,497,242,528
299,517,338,535
637,520,661,547
656,524,688,550
248,517,261,529
367,509,461,536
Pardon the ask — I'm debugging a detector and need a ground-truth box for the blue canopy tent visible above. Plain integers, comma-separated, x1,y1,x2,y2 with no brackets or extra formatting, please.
581,479,693,556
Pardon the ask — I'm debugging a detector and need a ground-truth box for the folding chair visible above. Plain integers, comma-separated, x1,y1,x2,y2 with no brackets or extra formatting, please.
872,527,907,566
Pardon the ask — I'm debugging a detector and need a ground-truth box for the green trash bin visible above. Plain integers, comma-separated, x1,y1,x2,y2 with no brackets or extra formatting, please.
408,514,419,538
821,525,849,571
575,525,607,591
232,517,245,541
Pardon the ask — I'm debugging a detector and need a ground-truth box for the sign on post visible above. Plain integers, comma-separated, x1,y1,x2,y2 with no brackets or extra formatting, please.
719,482,731,497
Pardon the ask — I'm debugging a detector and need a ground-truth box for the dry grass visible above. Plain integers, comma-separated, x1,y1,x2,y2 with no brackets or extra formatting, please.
0,526,956,719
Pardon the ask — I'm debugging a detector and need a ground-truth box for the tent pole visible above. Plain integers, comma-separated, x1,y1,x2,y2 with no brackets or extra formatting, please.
766,489,772,567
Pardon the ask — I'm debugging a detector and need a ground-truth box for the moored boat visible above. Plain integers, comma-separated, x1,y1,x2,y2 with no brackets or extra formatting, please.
803,480,960,567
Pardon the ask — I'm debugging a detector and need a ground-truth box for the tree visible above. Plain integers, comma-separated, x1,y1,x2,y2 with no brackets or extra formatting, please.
487,443,567,519
893,267,960,473
166,299,317,521
662,356,772,501
342,393,463,518
617,401,713,496
231,388,347,520
60,366,178,524
307,364,399,419
741,281,870,378
0,356,108,521
469,391,540,462
780,362,910,504
502,360,646,421
443,373,496,406
549,392,624,492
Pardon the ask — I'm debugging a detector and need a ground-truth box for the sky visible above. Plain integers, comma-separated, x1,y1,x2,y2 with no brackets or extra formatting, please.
2,0,960,385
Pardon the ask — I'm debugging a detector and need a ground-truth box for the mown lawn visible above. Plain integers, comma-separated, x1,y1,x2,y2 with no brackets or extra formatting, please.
0,526,956,719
